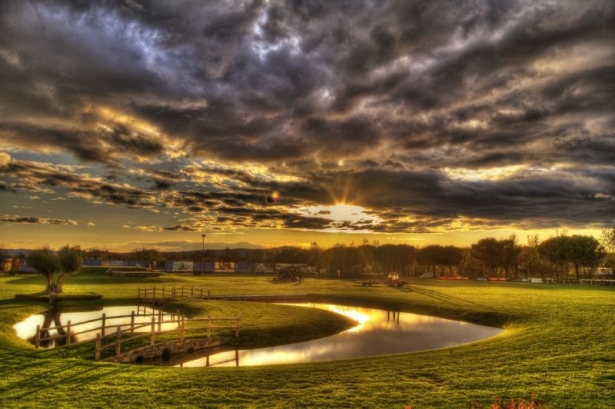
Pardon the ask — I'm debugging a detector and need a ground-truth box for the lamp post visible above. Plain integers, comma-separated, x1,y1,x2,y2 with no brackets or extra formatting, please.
201,234,206,275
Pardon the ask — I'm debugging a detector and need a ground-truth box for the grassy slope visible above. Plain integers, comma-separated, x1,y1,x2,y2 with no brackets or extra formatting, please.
0,269,614,408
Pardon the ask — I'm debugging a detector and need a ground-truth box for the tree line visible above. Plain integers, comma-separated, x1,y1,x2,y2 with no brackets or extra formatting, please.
267,231,611,280
138,228,611,280
4,228,613,300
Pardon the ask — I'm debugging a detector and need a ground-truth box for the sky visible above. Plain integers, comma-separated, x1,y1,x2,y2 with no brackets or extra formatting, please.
0,0,614,252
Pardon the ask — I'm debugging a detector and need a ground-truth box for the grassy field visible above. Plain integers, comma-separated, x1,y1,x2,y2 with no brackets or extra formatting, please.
0,269,614,408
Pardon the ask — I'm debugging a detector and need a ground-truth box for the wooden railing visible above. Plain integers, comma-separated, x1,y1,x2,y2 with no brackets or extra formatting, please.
31,307,240,361
94,315,241,361
580,279,615,286
34,309,176,348
137,286,211,302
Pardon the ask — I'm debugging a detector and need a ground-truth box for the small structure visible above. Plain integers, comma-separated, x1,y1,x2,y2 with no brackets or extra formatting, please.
106,267,160,277
273,266,304,282
387,273,406,287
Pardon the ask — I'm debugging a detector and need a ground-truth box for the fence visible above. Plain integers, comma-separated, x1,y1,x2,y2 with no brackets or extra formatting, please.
580,279,615,286
34,308,177,348
94,315,241,361
31,307,240,361
137,286,211,302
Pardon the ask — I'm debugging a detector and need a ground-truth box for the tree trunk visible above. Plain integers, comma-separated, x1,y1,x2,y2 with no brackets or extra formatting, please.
56,272,70,293
44,274,57,294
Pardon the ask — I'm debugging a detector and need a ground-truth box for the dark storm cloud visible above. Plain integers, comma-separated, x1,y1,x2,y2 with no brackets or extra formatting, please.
0,214,78,226
0,159,157,210
163,224,198,232
0,122,164,164
1,0,614,233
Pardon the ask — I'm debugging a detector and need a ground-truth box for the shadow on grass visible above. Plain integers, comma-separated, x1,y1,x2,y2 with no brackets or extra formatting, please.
407,285,493,310
4,360,127,399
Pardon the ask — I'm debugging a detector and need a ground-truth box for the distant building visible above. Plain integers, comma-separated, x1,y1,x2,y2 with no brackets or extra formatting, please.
1,257,24,273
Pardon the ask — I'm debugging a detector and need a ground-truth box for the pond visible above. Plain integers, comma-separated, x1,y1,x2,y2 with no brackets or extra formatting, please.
13,303,502,365
174,303,503,368
13,306,176,348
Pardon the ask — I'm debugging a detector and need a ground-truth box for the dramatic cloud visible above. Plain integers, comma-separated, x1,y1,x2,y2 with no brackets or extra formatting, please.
0,214,78,226
0,0,614,248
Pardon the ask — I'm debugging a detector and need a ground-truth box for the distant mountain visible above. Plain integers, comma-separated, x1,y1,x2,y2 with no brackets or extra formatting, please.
191,242,267,250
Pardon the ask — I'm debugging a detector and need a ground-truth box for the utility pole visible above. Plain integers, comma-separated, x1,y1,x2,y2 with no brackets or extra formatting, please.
201,234,206,275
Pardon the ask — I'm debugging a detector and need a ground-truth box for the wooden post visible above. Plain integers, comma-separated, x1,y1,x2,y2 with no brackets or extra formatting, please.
158,310,162,332
116,326,121,356
95,333,101,361
150,316,155,346
102,313,106,337
207,316,211,340
235,317,240,338
35,325,40,348
130,311,135,333
153,286,157,300
235,349,239,366
66,320,71,346
180,315,185,341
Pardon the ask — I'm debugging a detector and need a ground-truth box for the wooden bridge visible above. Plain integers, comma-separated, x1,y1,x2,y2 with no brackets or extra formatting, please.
33,307,176,348
95,314,241,363
32,307,241,364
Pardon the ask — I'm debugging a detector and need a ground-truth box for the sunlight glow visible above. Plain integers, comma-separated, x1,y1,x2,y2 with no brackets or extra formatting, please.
293,203,383,232
443,165,527,182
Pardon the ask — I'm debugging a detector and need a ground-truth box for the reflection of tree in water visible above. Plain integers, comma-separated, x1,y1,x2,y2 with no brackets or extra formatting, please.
26,310,78,348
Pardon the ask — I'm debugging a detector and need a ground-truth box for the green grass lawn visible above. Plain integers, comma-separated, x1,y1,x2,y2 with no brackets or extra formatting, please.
1,268,614,408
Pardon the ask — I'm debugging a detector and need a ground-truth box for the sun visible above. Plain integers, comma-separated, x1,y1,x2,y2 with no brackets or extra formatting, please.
293,202,383,232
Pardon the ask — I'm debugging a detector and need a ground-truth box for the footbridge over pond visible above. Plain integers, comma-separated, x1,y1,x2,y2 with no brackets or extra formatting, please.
94,313,241,363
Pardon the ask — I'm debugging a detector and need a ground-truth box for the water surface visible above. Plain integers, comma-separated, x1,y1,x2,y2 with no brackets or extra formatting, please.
178,303,502,367
14,305,175,347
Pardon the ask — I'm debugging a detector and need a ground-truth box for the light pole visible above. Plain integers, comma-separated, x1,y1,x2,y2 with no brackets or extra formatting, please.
201,234,206,275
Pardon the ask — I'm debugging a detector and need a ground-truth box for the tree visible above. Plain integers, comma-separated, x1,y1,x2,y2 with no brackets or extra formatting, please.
517,235,550,278
539,235,606,280
26,245,83,295
416,245,444,275
131,248,160,269
307,242,324,272
566,235,606,279
441,246,463,275
600,227,615,275
499,235,521,278
471,238,501,275
600,227,615,253
470,236,520,278
416,245,462,275
0,244,6,271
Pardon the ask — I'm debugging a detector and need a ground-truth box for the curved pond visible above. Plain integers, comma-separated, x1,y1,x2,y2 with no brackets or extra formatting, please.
176,303,503,368
13,303,502,365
